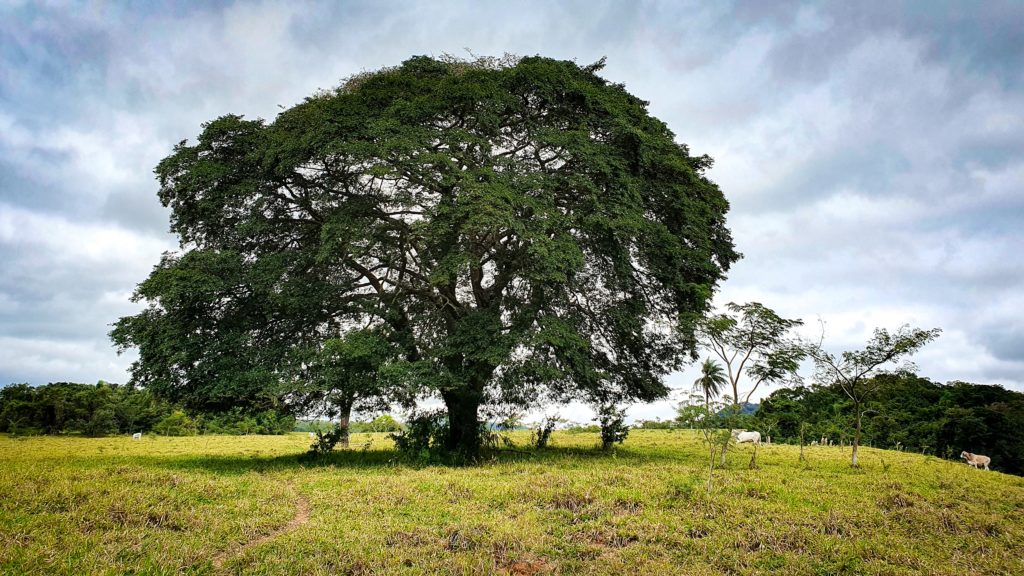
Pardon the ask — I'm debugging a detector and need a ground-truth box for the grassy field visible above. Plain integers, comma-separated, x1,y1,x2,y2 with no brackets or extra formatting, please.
2,430,1023,576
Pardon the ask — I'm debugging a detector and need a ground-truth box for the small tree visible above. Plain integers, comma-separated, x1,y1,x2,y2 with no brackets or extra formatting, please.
699,302,805,412
678,392,729,493
806,325,940,467
309,424,348,455
690,360,731,490
367,414,403,433
799,421,810,463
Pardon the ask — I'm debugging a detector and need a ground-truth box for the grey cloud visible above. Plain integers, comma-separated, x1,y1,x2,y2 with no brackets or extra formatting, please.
730,2,1024,87
981,329,1024,364
100,189,173,235
0,0,1022,407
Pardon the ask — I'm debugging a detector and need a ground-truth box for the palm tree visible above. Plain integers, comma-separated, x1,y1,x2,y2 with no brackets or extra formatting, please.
694,358,726,408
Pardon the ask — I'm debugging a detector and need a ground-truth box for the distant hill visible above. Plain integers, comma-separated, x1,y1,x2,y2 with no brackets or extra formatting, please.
716,402,759,417
756,373,1024,475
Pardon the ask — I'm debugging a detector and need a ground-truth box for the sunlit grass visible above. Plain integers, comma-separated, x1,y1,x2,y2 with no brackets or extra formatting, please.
1,430,1022,575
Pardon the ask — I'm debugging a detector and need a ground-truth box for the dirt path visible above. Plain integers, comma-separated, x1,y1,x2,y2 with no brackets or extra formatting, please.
212,480,310,571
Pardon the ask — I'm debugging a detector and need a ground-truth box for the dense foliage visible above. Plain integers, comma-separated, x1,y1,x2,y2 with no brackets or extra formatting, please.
0,382,294,437
0,382,172,436
111,54,739,457
755,373,1024,474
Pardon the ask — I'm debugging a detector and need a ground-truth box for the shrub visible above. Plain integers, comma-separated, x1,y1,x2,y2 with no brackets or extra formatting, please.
390,410,448,461
597,405,629,450
532,415,559,449
153,410,198,436
308,424,348,455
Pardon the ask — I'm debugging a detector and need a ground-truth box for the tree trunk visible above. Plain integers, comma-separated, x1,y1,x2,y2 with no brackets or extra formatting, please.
705,396,715,493
799,422,807,463
441,388,482,460
336,397,352,449
707,432,715,493
851,402,861,468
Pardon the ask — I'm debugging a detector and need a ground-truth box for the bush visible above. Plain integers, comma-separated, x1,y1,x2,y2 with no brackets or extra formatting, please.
294,419,334,433
390,410,448,461
308,424,348,455
597,405,629,450
564,423,601,434
153,410,198,436
532,415,559,449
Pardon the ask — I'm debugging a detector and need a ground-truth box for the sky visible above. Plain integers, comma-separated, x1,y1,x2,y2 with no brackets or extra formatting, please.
1,0,1022,423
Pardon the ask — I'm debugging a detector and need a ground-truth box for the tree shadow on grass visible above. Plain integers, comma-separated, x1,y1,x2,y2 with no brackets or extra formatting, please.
130,440,709,476
132,448,400,476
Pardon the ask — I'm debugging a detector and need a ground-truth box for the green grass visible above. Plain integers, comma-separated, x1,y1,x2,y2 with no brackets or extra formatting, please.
2,431,1023,575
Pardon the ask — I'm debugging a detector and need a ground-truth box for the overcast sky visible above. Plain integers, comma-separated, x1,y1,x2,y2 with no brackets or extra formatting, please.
2,1,1022,422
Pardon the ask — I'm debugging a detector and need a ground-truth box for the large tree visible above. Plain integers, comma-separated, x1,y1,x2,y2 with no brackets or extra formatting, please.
112,55,738,457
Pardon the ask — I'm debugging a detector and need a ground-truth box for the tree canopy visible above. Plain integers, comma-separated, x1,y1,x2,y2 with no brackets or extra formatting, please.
112,54,739,457
698,302,805,407
806,325,941,466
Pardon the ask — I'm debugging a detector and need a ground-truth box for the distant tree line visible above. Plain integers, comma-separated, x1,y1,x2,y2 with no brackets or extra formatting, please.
0,382,294,437
295,414,404,434
753,372,1024,475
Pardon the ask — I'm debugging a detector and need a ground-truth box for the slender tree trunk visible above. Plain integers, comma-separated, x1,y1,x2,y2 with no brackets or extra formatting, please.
799,422,806,463
441,387,483,459
707,432,715,493
851,401,861,467
705,395,714,493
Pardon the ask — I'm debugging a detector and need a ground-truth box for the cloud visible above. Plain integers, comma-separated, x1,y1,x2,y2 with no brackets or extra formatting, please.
0,204,171,383
1,1,1022,422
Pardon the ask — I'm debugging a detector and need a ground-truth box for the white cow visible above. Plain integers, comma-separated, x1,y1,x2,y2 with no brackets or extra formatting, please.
731,429,761,445
960,451,991,471
309,432,317,439
132,432,142,440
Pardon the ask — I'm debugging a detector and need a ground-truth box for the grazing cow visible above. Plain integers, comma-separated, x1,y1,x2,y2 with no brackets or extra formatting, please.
731,430,761,445
132,432,142,440
960,451,991,471
309,432,317,439
810,440,818,446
